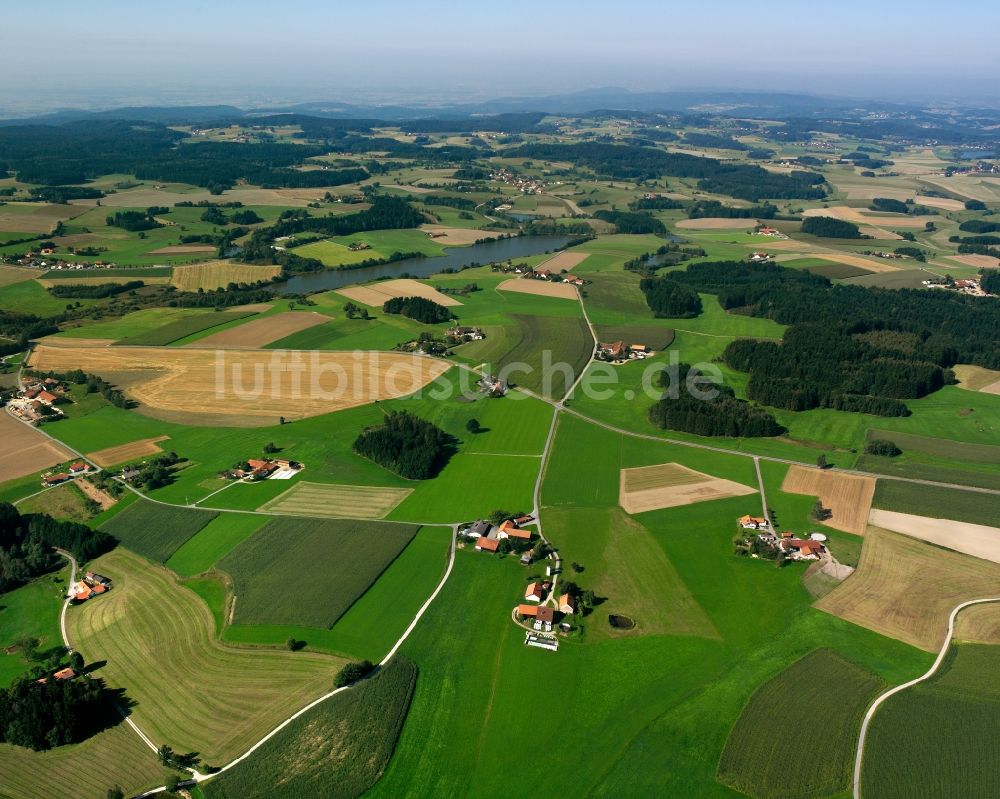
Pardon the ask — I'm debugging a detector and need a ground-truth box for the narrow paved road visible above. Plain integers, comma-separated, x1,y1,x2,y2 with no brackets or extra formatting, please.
55,548,77,649
753,457,772,529
852,596,1000,799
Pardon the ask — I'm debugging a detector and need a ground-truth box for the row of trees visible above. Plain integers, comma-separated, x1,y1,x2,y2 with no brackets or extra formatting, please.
48,280,144,299
353,411,456,480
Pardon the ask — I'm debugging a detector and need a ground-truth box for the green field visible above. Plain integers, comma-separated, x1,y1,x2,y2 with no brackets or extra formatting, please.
293,228,447,266
56,306,212,340
872,480,1000,527
863,644,1000,799
116,309,255,346
68,547,342,765
165,512,268,577
718,649,884,798
0,566,69,687
218,517,419,628
0,279,98,315
203,657,417,799
99,500,218,562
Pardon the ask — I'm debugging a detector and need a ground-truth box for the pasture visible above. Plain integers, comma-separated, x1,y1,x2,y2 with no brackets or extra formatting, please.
28,343,451,426
496,277,579,300
99,500,218,562
868,509,1000,564
619,462,756,514
191,311,330,349
0,411,74,483
0,565,68,687
16,481,91,522
815,527,1000,651
218,517,419,628
170,261,283,291
116,310,256,346
86,435,170,467
780,465,875,534
202,657,417,799
55,306,209,341
0,265,39,286
258,481,413,519
718,649,884,799
68,548,342,765
862,644,1000,799
165,513,268,577
335,278,462,308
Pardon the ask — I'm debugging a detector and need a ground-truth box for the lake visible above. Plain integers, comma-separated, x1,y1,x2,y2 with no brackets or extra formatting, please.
279,234,574,294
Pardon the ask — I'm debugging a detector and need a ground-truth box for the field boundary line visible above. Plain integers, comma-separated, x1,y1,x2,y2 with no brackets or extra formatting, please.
853,596,1000,799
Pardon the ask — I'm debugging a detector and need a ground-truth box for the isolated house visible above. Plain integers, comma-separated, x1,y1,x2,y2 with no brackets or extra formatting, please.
52,668,76,681
558,593,575,614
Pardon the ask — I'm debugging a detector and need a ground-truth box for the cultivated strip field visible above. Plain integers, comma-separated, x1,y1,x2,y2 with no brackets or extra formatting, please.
619,462,755,514
336,278,462,307
0,265,38,287
146,244,215,255
496,277,579,300
86,435,170,467
868,509,1000,564
191,311,329,349
0,411,74,482
946,254,1000,269
171,261,283,291
37,275,172,288
536,251,590,271
28,344,451,425
675,217,759,229
781,465,875,534
812,253,900,273
815,527,1000,651
259,481,413,519
801,205,926,228
68,548,342,765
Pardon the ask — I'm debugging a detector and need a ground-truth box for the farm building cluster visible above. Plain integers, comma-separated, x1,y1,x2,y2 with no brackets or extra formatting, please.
222,457,303,481
489,167,545,195
477,373,508,397
445,325,485,342
7,376,69,423
595,340,652,362
735,513,829,563
752,225,788,239
462,514,536,554
41,460,92,487
72,571,112,603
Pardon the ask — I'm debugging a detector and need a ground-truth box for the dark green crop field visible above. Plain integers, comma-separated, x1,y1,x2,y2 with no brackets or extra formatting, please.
99,499,218,562
116,310,254,346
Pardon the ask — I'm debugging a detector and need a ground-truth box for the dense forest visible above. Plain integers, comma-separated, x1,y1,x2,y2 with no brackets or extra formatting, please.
648,363,783,437
638,277,703,318
49,280,144,299
668,260,1000,414
382,296,454,324
505,142,826,201
687,200,778,219
353,411,455,479
959,219,1000,234
800,216,863,238
592,209,665,235
0,503,116,593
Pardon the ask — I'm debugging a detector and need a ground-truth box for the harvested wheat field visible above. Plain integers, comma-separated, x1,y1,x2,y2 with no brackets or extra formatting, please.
37,275,171,288
28,344,449,426
815,526,1000,652
619,462,755,514
857,225,904,240
35,336,115,348
0,412,75,482
955,603,1000,645
868,509,1000,564
0,265,36,287
259,481,413,519
915,194,967,211
420,225,491,245
802,205,925,229
336,278,463,308
0,203,86,234
191,311,329,349
953,364,1000,393
781,465,875,534
87,436,170,468
497,278,579,300
537,251,590,271
813,253,899,273
947,254,1000,269
676,218,759,230
171,261,283,291
147,244,216,255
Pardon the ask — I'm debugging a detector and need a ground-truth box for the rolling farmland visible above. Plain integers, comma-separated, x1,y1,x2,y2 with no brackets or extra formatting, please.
100,500,218,562
258,481,413,519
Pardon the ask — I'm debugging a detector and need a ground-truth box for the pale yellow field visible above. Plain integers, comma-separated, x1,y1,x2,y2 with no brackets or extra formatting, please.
953,364,1000,392
28,344,451,427
191,311,329,349
781,465,875,534
802,205,926,229
868,509,1000,564
919,174,1000,203
37,275,171,288
0,202,87,234
171,261,283,291
87,435,170,468
0,412,74,483
497,277,579,300
816,526,1000,652
812,253,900,273
955,603,1000,645
335,278,463,307
146,244,216,255
676,218,759,230
945,254,1000,269
0,265,36,287
259,481,413,519
536,251,590,271
420,225,491,245
619,462,755,514
857,225,904,241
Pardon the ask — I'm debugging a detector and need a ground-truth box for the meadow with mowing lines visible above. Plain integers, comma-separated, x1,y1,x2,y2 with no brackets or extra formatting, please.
258,481,413,519
218,517,418,628
0,565,68,687
816,527,1000,652
55,306,211,341
203,657,418,799
116,310,256,346
165,512,268,577
68,548,342,765
99,500,218,562
872,480,1000,527
862,644,1000,799
191,311,330,349
224,525,452,661
780,465,875,535
719,649,884,799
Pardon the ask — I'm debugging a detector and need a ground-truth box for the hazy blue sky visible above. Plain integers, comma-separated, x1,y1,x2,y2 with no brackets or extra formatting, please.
4,0,998,109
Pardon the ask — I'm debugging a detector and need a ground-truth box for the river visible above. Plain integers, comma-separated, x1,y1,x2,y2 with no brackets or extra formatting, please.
278,235,574,295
